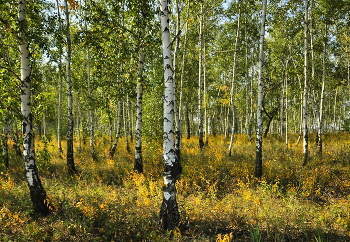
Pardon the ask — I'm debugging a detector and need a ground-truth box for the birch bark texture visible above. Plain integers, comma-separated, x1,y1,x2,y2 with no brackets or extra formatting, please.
110,101,122,158
159,0,182,230
198,4,205,149
134,27,145,173
255,0,267,178
18,0,51,215
317,23,327,156
302,0,309,166
228,4,241,157
65,0,77,174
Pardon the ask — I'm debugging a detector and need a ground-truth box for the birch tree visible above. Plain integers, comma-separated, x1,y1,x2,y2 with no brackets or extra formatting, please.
134,27,145,173
56,0,63,155
317,20,327,156
65,0,77,174
302,0,309,166
198,3,205,149
110,101,122,158
255,0,267,178
18,0,51,215
159,0,182,230
228,4,240,157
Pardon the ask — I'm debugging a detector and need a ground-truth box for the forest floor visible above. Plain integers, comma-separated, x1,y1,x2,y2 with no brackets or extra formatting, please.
0,133,350,241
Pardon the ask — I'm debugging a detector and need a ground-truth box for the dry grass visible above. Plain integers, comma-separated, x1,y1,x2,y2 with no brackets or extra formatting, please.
0,133,349,241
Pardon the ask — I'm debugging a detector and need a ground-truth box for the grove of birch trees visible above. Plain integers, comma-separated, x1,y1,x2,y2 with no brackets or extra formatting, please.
1,0,350,231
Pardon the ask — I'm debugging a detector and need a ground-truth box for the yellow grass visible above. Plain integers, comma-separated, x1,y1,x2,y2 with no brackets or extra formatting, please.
0,133,349,241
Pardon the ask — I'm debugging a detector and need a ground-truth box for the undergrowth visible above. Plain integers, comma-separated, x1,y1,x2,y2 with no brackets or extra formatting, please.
0,133,349,241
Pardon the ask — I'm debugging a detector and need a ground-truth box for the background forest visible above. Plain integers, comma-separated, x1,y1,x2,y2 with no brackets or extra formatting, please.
1,0,350,241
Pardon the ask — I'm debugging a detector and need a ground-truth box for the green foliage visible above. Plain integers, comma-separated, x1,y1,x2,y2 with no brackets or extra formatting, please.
36,135,53,171
142,86,163,148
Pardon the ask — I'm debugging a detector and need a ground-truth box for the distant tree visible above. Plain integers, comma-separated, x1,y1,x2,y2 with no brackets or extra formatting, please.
302,0,309,166
228,3,241,157
2,116,10,168
198,3,205,149
110,101,122,158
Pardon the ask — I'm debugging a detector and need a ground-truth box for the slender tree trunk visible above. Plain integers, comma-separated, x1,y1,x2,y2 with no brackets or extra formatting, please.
248,49,255,141
159,0,182,230
317,23,327,156
18,0,51,215
2,116,10,168
186,105,190,139
57,62,63,154
86,47,97,161
255,0,267,178
302,0,309,166
204,43,209,146
128,100,133,142
134,27,145,173
333,88,338,131
198,4,205,149
76,97,82,152
64,0,77,174
178,0,189,152
110,101,122,158
228,5,240,157
285,68,288,148
173,0,181,159
123,100,131,153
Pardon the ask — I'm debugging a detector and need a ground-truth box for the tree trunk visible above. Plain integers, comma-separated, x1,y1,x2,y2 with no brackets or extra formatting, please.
64,0,77,174
173,0,181,159
198,4,205,149
2,116,10,168
18,0,51,215
317,23,327,156
123,99,131,153
255,0,267,178
57,61,63,155
178,0,189,153
134,27,145,173
186,105,190,139
86,46,97,161
228,5,240,157
110,101,122,158
302,0,309,166
159,0,181,230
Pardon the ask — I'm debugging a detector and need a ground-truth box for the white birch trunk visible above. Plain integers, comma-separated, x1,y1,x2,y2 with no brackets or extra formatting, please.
173,0,182,158
123,99,131,153
228,5,240,157
198,4,205,149
134,28,145,173
18,0,50,215
159,0,181,230
57,62,63,154
87,48,97,161
255,0,267,178
110,101,122,158
302,0,309,166
317,23,327,156
178,0,189,155
65,0,77,174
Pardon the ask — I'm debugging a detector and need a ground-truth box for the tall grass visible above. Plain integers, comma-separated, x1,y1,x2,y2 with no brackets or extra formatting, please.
0,133,349,241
